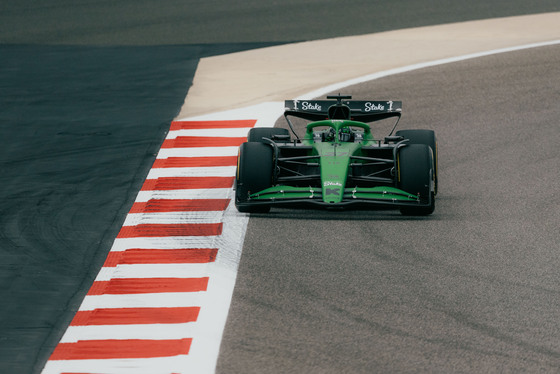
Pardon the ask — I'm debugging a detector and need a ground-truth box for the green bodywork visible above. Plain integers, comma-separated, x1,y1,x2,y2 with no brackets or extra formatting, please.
248,119,420,205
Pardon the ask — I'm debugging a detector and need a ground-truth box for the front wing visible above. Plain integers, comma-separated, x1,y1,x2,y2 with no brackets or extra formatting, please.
236,185,433,209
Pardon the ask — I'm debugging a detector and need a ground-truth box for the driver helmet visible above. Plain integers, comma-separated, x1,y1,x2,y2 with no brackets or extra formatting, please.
339,127,352,142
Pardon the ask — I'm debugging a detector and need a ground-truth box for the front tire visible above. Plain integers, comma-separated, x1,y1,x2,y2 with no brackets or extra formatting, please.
397,144,435,216
396,129,438,195
235,142,273,213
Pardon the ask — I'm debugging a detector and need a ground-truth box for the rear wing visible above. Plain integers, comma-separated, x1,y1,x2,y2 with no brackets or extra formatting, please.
284,99,402,123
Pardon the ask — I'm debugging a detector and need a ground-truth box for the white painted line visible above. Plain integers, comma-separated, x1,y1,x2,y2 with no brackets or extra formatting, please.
298,40,560,100
156,146,239,159
95,263,215,281
80,292,208,311
60,323,199,343
42,356,193,374
146,166,236,179
167,128,253,139
135,188,232,202
110,237,221,251
123,211,224,226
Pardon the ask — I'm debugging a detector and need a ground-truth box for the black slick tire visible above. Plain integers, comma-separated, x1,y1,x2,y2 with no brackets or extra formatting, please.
396,129,438,195
397,144,435,216
235,142,273,213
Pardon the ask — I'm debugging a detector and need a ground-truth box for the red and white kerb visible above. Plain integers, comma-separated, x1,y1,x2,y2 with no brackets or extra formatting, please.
42,120,256,374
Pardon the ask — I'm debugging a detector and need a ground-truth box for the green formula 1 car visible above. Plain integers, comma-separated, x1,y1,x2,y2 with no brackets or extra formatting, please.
235,95,437,215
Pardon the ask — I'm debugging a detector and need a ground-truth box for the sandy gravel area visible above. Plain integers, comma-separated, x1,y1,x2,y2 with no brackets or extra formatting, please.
178,12,560,118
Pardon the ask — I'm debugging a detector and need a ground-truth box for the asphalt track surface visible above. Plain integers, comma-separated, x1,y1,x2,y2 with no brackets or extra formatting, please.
218,45,560,373
2,0,559,45
1,1,559,373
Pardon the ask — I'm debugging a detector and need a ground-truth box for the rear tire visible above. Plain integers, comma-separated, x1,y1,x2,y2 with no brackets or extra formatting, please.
396,129,438,195
247,127,290,142
235,142,273,213
397,144,435,216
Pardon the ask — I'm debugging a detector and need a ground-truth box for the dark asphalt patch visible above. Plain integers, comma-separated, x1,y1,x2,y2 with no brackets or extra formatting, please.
0,42,278,374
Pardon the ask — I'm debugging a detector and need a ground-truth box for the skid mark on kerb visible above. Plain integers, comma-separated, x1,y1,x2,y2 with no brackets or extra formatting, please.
42,118,259,374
